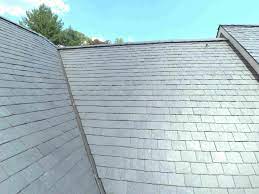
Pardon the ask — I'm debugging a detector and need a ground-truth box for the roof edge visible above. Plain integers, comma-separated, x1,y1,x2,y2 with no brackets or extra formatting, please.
217,26,259,74
58,38,226,50
219,24,259,28
0,16,57,48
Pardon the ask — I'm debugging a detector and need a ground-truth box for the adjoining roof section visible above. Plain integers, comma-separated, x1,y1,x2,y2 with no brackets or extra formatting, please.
217,25,259,74
60,39,259,194
0,17,102,194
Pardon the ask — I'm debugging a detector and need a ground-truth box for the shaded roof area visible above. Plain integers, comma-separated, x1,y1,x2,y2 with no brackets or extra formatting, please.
0,17,102,194
59,38,259,194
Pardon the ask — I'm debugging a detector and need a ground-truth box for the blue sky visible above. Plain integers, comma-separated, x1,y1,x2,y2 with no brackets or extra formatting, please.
1,0,258,42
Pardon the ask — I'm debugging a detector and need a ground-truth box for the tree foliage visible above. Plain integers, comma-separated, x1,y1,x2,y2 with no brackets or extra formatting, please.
115,38,124,44
20,4,123,46
59,26,90,46
20,4,63,45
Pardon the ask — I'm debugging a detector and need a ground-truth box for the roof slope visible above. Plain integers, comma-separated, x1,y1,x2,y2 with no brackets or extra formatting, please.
218,25,259,74
0,17,101,194
60,40,259,194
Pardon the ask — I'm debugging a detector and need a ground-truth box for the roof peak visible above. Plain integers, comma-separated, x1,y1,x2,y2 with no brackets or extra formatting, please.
58,38,226,50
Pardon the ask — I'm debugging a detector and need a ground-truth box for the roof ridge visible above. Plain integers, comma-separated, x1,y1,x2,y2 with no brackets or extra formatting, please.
58,38,226,50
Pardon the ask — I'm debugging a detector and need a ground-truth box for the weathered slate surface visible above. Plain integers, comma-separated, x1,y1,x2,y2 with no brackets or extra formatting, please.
60,40,259,194
0,18,100,194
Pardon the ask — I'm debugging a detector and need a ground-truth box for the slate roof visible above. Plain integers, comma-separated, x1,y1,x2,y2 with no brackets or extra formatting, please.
59,38,259,194
1,17,259,194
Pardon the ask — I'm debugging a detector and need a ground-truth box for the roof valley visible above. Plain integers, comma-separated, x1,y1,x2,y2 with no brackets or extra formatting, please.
57,50,106,194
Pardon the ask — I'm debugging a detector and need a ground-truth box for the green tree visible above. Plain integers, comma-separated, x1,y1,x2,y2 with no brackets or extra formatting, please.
59,26,91,46
20,4,63,45
20,4,113,46
115,38,124,44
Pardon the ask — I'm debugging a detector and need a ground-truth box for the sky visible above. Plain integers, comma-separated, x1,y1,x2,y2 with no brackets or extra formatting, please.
0,0,258,42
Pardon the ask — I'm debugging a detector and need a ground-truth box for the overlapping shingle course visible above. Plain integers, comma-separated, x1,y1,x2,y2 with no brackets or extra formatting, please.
0,17,259,194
